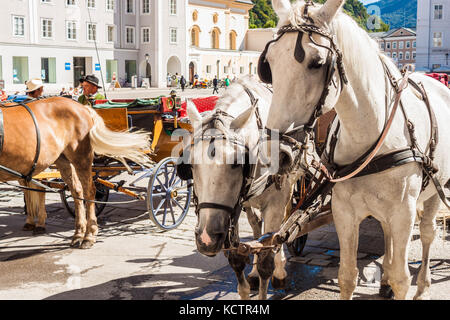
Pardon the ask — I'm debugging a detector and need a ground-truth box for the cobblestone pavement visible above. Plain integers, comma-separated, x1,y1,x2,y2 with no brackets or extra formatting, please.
2,89,448,300
0,170,449,300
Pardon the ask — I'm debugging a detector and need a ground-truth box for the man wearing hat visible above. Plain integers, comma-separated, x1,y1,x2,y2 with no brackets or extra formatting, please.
25,78,44,100
78,74,105,106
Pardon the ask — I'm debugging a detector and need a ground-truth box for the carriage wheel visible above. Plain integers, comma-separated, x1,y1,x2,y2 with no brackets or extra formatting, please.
60,180,110,218
147,157,192,230
286,178,308,257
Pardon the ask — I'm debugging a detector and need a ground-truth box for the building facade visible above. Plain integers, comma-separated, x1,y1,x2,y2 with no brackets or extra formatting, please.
1,0,261,91
114,0,259,88
416,0,450,72
0,0,115,92
370,28,417,69
186,0,259,85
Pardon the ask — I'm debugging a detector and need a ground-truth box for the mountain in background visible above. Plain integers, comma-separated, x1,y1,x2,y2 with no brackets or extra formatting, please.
249,0,389,32
364,0,417,29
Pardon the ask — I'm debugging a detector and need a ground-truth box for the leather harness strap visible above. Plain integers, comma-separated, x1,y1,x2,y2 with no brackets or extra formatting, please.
0,100,42,182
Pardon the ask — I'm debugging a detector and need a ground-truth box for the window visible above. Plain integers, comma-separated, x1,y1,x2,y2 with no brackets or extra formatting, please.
224,66,229,73
206,65,211,74
142,0,150,14
229,31,237,50
412,52,416,59
240,66,244,74
67,0,76,5
41,19,53,38
434,4,443,20
66,21,77,40
106,0,114,11
392,41,397,49
211,28,219,49
41,0,52,3
41,57,56,83
142,27,150,43
169,0,177,15
126,26,135,44
191,26,199,46
87,0,95,8
392,52,397,59
406,41,410,49
126,0,134,13
125,60,136,83
170,28,177,44
386,52,391,57
87,23,97,41
433,32,443,47
386,42,391,49
12,56,29,84
380,42,385,49
13,16,25,37
398,41,403,49
405,51,410,60
106,59,118,83
399,52,403,60
107,25,114,43
413,41,416,48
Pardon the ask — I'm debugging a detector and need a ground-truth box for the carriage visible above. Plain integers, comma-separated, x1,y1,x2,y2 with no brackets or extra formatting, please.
30,95,218,231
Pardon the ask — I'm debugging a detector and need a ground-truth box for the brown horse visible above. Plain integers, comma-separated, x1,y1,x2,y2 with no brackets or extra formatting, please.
1,97,152,248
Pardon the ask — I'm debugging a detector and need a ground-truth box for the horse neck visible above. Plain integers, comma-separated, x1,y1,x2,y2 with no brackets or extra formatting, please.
332,27,394,164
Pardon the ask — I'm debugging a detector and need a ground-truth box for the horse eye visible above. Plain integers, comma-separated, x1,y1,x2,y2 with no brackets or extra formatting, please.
308,55,324,69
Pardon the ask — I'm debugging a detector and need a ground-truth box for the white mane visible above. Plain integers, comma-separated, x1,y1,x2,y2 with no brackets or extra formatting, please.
288,1,400,79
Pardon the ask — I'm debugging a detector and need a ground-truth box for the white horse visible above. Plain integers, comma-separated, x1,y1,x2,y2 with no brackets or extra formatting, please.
184,76,311,299
264,0,450,299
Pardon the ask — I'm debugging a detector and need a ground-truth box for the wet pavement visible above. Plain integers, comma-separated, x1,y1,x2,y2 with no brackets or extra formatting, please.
0,172,450,300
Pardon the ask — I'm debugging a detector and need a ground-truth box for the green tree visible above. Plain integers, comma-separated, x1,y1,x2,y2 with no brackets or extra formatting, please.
249,0,389,32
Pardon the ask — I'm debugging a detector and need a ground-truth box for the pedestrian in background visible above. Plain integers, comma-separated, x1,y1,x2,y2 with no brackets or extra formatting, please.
225,75,231,89
212,76,219,94
180,75,186,92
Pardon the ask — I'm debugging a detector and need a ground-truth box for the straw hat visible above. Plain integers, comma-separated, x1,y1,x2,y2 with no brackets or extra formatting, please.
25,78,44,93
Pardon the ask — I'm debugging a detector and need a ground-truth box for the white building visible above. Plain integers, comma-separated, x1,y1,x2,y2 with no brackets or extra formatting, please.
114,0,260,88
416,0,450,72
0,0,115,92
1,0,264,91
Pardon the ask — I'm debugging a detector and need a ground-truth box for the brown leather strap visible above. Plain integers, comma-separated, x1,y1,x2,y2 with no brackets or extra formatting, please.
328,69,411,183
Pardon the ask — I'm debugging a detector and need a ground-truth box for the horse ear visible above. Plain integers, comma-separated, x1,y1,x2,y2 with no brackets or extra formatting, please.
186,99,202,125
317,0,345,25
230,106,254,130
272,0,292,25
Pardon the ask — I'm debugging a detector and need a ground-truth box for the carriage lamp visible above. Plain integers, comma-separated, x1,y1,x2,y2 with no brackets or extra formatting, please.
145,53,149,62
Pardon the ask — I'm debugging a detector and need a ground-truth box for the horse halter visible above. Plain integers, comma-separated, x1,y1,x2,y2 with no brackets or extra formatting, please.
258,20,348,132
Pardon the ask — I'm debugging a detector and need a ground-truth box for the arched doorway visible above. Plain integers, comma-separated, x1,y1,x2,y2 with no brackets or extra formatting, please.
167,56,181,86
189,62,195,84
146,63,151,86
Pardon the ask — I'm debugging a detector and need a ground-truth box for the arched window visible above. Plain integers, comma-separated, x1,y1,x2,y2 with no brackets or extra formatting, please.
229,31,237,50
191,26,200,46
211,28,220,49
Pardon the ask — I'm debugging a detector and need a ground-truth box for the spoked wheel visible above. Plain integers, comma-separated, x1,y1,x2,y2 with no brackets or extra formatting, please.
60,180,110,218
286,177,308,257
147,157,192,230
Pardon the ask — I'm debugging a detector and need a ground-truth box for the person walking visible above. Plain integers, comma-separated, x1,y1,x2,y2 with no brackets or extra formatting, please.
180,75,186,92
225,75,231,90
212,76,219,95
